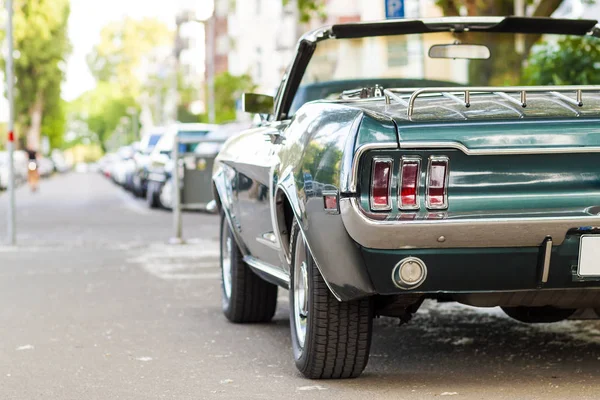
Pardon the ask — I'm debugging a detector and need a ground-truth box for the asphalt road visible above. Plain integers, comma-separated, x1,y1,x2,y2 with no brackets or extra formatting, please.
1,173,600,399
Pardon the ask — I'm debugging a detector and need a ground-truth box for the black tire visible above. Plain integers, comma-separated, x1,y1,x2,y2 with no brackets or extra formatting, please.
220,214,278,323
502,306,576,323
289,220,373,379
146,181,160,209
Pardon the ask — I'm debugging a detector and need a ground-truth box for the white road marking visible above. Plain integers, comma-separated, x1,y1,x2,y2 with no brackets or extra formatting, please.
128,240,221,281
16,345,34,351
297,385,328,391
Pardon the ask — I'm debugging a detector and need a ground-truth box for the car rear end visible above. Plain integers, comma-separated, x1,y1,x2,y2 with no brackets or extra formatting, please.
341,101,600,312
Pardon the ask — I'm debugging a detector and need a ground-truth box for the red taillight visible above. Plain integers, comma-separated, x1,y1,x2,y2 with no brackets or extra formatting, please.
370,158,392,210
426,156,449,209
399,158,421,210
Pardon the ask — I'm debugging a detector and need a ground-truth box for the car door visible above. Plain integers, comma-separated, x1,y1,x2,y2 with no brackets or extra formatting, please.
231,122,289,270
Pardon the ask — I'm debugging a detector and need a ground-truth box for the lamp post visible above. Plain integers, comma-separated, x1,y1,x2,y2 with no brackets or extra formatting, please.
190,0,216,124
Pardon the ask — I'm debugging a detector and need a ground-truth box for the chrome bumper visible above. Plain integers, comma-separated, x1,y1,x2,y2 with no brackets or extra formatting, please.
340,197,600,249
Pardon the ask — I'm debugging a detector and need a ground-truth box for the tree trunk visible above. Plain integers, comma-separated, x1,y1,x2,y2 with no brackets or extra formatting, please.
26,92,44,152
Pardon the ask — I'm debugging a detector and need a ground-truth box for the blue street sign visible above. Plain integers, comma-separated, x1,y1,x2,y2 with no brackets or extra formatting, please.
385,0,405,19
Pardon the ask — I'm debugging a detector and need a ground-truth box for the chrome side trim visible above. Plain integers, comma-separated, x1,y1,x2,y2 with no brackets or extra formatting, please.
255,232,281,251
349,142,397,193
542,237,553,283
399,141,600,155
243,255,290,285
425,156,449,210
340,197,600,249
370,157,393,211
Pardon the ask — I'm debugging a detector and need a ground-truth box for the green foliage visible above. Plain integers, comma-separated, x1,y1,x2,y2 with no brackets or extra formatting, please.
213,72,256,123
41,80,67,149
69,17,172,149
283,0,326,23
179,72,256,124
69,82,137,151
0,0,71,150
86,17,173,98
435,0,568,86
523,36,600,85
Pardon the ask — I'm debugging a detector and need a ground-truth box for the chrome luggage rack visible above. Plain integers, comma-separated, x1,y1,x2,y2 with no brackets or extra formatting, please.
383,85,600,118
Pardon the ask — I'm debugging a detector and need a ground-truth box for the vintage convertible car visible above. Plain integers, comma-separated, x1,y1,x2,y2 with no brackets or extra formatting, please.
212,16,600,379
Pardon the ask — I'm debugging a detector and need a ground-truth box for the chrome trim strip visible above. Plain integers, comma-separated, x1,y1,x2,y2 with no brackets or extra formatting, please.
399,141,600,155
542,237,553,283
398,156,421,211
425,156,449,210
340,197,600,249
349,142,397,193
370,157,394,211
243,255,290,285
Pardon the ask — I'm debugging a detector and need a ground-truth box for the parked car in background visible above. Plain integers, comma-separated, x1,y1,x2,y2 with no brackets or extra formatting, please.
132,128,164,198
146,123,217,209
110,146,135,186
212,16,600,379
51,150,71,173
37,157,55,178
0,152,8,190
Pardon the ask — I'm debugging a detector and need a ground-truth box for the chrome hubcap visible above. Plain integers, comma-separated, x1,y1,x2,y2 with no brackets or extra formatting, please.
222,229,233,300
293,239,309,349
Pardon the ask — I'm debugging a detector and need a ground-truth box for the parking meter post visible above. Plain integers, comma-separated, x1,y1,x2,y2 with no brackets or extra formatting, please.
170,134,183,244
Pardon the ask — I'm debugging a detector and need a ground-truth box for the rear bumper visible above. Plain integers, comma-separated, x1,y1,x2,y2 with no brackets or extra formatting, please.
361,233,600,295
340,197,600,249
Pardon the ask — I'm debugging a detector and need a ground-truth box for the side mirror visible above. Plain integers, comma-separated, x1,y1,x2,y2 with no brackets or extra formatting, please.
242,93,274,115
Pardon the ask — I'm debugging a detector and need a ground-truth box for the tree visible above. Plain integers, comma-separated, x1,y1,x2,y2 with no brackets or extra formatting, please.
435,0,571,85
523,36,600,85
283,0,326,23
0,0,71,151
69,82,137,152
179,72,256,124
212,72,256,123
86,17,174,99
41,79,67,149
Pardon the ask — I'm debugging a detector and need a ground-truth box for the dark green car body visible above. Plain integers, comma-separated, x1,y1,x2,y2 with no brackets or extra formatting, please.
213,16,600,312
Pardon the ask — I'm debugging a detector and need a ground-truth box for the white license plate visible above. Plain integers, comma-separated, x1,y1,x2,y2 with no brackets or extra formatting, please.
578,236,600,277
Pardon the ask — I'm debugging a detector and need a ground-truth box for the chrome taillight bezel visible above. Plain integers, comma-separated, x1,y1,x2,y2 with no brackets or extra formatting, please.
370,157,393,211
425,155,450,210
398,156,421,211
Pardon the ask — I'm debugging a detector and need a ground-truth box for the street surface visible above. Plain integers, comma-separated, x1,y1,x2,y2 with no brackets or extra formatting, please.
1,173,600,399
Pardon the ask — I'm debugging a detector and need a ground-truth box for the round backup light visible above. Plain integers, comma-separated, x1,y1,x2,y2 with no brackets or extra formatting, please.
392,257,427,289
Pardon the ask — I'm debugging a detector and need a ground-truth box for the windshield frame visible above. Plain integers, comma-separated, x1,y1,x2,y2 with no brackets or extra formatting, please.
274,16,600,121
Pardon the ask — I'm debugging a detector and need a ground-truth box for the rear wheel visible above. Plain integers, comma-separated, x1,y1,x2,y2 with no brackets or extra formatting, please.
502,306,576,323
220,214,278,323
289,220,373,379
